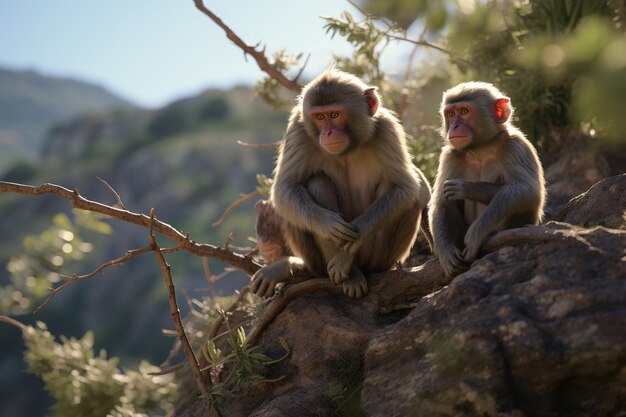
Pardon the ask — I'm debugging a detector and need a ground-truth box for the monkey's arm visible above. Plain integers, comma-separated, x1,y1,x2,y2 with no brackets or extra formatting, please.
346,184,420,253
272,125,358,245
462,139,544,260
429,201,468,276
444,180,503,204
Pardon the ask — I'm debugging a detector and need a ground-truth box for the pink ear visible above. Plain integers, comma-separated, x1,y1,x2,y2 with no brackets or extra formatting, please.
364,87,379,116
495,98,511,123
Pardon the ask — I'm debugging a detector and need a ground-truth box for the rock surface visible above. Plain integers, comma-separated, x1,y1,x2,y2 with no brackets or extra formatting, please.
363,222,625,417
175,176,626,417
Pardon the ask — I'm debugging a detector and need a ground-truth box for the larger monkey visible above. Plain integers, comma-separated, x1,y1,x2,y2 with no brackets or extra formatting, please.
252,69,431,298
429,81,545,276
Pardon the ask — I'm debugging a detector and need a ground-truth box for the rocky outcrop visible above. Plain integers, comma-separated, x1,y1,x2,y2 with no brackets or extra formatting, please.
363,222,625,417
175,176,626,417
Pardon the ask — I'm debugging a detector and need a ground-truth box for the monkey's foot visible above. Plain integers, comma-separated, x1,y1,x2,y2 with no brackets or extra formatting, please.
251,259,292,298
342,267,367,299
328,250,353,284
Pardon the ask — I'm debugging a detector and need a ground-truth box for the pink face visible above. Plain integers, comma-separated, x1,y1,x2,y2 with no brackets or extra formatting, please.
443,101,475,149
311,105,349,155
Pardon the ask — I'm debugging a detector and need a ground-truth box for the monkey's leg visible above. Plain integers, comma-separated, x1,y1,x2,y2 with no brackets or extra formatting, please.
306,175,367,298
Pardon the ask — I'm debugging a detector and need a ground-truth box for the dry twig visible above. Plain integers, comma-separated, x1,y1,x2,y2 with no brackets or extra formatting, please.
193,0,302,93
96,176,128,210
148,209,210,397
34,244,184,314
212,190,260,227
0,181,261,275
236,140,281,149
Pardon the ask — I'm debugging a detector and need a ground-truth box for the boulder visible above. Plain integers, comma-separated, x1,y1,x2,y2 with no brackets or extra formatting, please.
174,176,626,417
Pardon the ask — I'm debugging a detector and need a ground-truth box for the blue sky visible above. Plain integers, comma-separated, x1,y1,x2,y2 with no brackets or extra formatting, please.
0,0,366,108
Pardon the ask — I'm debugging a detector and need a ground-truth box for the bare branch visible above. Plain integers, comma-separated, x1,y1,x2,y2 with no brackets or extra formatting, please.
148,208,210,397
0,181,261,275
33,244,182,314
396,42,420,119
385,33,469,63
147,363,185,376
96,176,128,211
193,0,302,93
247,279,340,345
207,287,250,342
212,190,260,227
0,315,28,333
236,140,281,149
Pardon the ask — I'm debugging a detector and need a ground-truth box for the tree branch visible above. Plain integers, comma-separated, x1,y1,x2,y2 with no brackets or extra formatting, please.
193,0,302,93
212,190,260,227
34,244,183,314
0,181,261,275
148,209,210,397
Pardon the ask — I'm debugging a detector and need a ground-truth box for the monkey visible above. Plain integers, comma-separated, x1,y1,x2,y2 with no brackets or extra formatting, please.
254,199,291,264
251,69,431,299
428,81,546,277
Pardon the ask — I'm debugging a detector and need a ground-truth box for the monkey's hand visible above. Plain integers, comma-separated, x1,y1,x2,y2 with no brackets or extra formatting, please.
327,249,354,284
251,259,292,298
462,221,488,262
324,212,360,246
443,179,468,201
438,244,468,277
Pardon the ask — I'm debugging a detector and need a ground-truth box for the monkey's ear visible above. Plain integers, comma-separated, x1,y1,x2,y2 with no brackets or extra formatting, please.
364,87,379,117
495,98,511,123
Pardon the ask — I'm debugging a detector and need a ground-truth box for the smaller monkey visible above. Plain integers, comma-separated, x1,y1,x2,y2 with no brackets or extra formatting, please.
429,82,545,276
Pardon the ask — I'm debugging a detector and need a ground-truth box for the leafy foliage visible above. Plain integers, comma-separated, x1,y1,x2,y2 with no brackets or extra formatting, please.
1,210,111,315
21,321,177,417
254,50,304,109
445,0,626,144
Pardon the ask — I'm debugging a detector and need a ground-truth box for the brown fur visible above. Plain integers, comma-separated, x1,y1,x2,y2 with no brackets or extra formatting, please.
251,69,431,298
428,81,546,277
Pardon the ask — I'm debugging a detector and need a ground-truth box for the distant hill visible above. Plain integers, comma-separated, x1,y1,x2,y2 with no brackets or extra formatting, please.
0,67,137,166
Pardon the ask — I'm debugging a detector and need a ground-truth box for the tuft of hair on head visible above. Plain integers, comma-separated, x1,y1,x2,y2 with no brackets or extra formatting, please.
441,81,514,119
301,68,382,111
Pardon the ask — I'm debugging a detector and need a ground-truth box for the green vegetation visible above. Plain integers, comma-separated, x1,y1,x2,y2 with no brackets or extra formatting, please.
22,321,177,417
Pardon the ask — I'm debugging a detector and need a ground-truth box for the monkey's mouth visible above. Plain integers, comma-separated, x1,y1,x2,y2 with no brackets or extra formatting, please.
322,140,349,155
449,135,471,149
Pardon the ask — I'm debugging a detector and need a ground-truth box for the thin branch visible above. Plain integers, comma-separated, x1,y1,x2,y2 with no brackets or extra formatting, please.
148,363,185,376
385,33,469,63
236,140,281,149
247,279,341,345
96,176,128,211
0,181,261,275
207,287,251,342
193,0,302,93
148,208,210,397
212,190,260,227
0,315,28,333
396,41,420,119
34,244,179,314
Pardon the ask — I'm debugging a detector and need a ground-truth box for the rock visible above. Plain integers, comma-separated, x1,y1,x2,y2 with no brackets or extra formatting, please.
554,174,626,229
174,181,626,417
362,222,626,417
542,127,611,218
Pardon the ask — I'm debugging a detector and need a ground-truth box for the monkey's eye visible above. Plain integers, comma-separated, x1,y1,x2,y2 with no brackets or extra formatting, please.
329,112,340,119
314,114,324,120
460,108,469,116
446,110,455,118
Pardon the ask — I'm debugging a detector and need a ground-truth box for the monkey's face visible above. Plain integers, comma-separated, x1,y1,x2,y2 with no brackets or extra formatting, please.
443,97,511,149
310,105,351,155
443,101,476,149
